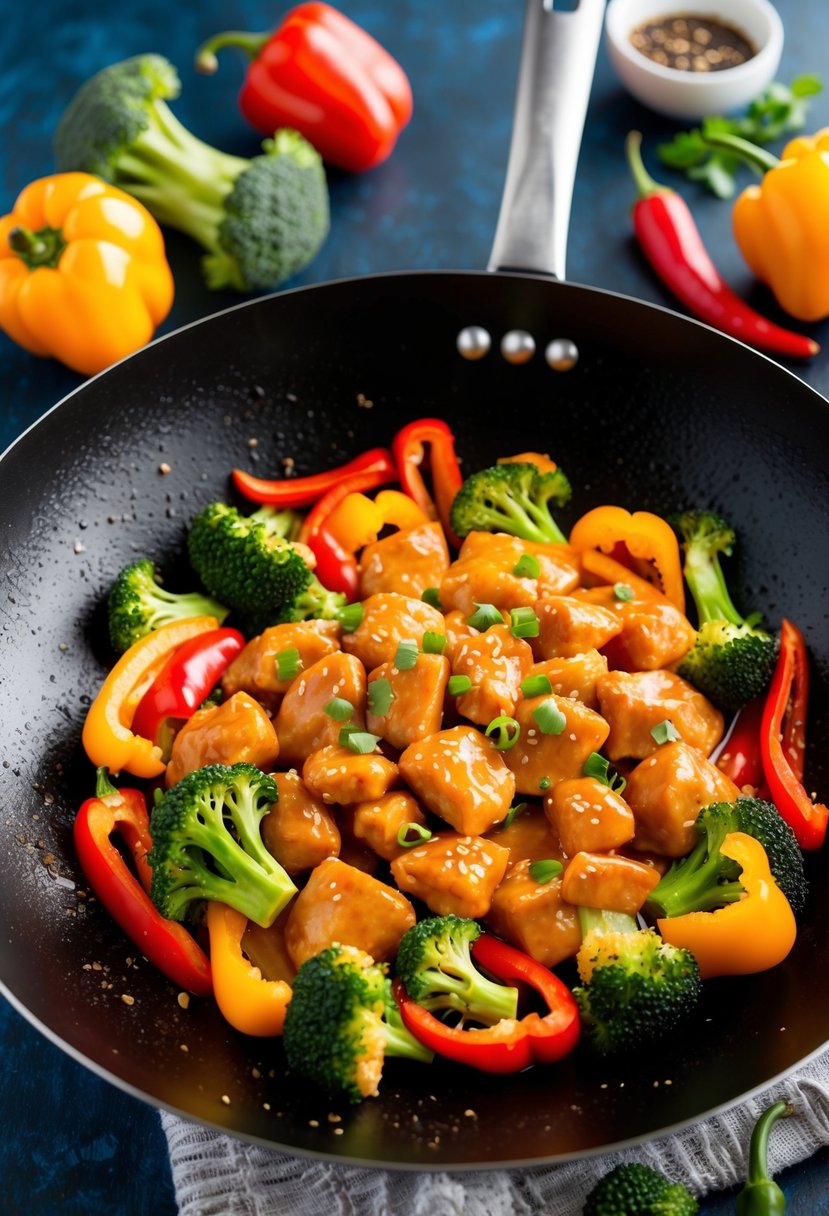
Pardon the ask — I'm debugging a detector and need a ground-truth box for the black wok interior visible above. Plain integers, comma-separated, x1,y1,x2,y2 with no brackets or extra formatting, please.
1,269,828,1168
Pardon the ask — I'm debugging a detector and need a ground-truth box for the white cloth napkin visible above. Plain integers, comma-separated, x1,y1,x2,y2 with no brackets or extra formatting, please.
161,1047,829,1215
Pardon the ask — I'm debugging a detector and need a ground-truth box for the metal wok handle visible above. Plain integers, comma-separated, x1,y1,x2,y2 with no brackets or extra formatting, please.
488,0,606,280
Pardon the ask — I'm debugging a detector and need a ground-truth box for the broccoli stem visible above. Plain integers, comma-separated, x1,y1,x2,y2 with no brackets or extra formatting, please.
646,825,744,918
383,999,434,1063
183,815,292,925
684,539,744,627
117,101,248,251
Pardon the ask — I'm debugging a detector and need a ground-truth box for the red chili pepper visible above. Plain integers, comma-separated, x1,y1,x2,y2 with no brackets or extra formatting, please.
626,132,819,361
760,619,828,850
391,418,463,549
393,934,580,1073
131,627,245,761
73,770,212,995
715,694,766,790
196,3,413,173
231,447,396,508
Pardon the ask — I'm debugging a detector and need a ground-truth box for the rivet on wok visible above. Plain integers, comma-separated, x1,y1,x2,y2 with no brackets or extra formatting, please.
501,330,536,364
545,338,579,371
457,326,492,360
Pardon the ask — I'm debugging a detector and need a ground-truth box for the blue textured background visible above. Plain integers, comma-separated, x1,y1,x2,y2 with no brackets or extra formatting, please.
2,1,829,1211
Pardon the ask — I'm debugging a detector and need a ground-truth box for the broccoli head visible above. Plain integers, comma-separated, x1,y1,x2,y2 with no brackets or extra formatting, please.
646,796,807,919
148,762,296,927
584,1162,699,1216
449,461,572,545
187,502,345,636
673,511,776,710
573,915,702,1056
283,944,433,1103
395,915,518,1026
55,55,329,291
107,557,229,653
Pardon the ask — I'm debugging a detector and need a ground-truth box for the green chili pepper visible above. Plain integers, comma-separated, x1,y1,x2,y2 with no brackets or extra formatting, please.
736,1100,793,1215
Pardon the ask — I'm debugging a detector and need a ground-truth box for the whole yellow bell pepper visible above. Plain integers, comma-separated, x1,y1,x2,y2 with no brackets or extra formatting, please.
708,130,829,323
0,172,174,375
657,832,797,979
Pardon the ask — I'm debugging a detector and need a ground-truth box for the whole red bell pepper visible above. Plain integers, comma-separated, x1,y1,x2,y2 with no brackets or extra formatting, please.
196,3,413,173
760,619,828,850
391,418,463,549
73,770,212,995
131,627,245,761
232,447,396,508
393,934,580,1073
297,447,397,596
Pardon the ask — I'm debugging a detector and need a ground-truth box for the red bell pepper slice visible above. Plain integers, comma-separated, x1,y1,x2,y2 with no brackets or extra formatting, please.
760,619,828,850
73,771,212,995
231,447,397,508
307,526,361,600
715,694,767,791
196,3,413,173
393,934,580,1073
131,627,245,762
391,418,463,549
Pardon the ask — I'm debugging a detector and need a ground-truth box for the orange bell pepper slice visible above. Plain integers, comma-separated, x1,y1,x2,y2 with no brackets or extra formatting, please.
657,832,796,979
498,451,559,474
569,505,685,612
82,616,219,778
207,901,292,1036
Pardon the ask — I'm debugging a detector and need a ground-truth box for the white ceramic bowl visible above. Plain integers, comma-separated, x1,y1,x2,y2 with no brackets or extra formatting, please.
605,0,784,120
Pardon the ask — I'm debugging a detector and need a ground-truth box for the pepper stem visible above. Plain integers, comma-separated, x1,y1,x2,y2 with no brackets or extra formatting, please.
746,1100,793,1186
7,225,66,270
702,131,781,174
194,29,272,74
626,130,672,199
95,766,119,798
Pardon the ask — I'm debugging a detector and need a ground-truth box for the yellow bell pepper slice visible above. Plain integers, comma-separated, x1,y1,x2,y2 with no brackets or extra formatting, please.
207,901,292,1037
569,505,685,613
657,832,796,980
324,489,430,553
373,489,430,530
82,616,219,778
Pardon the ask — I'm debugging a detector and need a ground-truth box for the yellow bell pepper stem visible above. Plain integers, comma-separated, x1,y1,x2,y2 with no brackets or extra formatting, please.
569,505,685,612
657,832,797,980
0,173,174,375
82,616,219,778
207,901,292,1037
373,489,430,530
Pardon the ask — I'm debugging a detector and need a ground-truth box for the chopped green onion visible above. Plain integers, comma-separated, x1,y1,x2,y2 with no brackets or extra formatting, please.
538,776,552,791
533,698,567,735
394,639,419,670
337,602,364,632
485,715,521,751
396,822,433,848
651,719,681,745
368,678,394,717
509,606,540,639
583,751,627,794
275,647,302,682
339,727,381,754
421,586,442,610
324,697,354,722
521,673,553,698
613,582,635,602
499,802,528,830
467,602,505,631
153,786,164,807
422,631,447,655
512,553,540,579
448,674,473,696
529,859,564,884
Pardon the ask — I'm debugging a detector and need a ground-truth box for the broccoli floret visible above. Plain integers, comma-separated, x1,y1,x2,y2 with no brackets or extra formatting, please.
283,944,433,1104
106,557,229,653
449,462,572,545
55,55,329,291
673,511,776,710
646,796,807,919
148,762,296,927
584,1162,699,1215
572,912,702,1056
187,502,345,636
395,915,518,1026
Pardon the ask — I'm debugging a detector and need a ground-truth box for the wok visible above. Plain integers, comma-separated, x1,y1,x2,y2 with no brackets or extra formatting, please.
2,0,829,1169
